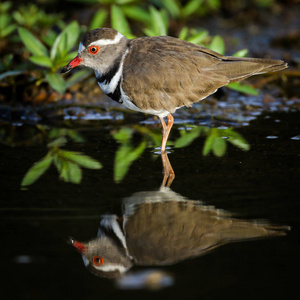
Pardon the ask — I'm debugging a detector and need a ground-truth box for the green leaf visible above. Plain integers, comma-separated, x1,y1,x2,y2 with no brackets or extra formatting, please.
208,35,225,55
111,4,131,35
149,6,167,36
233,49,248,57
29,55,53,68
21,153,53,186
182,0,203,17
114,141,146,183
122,5,151,23
46,73,66,94
60,150,102,169
18,27,48,56
175,127,203,148
47,136,67,147
179,27,188,40
90,9,108,30
212,137,227,157
113,127,133,143
161,0,181,18
203,133,215,156
227,82,259,96
0,24,16,38
187,30,209,44
60,160,82,184
50,21,80,60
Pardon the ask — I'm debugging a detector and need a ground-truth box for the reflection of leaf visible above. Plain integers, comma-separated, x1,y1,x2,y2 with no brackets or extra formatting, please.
212,137,227,157
202,133,215,156
47,136,67,147
60,160,82,184
226,130,250,151
175,127,203,148
114,141,146,183
21,153,53,186
60,150,102,169
113,127,133,143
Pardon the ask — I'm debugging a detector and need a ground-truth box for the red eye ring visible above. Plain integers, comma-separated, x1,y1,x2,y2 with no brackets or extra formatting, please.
92,256,104,266
88,45,100,54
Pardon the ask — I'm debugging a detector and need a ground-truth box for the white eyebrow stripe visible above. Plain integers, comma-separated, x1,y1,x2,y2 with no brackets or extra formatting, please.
78,42,85,54
87,32,124,47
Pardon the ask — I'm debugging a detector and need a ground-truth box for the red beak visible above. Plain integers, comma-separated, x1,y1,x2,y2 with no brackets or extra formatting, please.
69,238,87,253
61,56,83,73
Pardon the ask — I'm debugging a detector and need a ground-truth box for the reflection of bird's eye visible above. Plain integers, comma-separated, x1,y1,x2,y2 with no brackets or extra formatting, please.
92,256,104,266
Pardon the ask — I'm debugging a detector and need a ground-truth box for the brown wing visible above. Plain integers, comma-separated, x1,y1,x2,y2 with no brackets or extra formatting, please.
122,36,287,113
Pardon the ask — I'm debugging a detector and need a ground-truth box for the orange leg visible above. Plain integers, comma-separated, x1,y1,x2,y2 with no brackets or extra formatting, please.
159,113,174,153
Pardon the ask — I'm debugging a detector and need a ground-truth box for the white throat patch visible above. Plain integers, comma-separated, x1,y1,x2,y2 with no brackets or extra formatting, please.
95,49,128,94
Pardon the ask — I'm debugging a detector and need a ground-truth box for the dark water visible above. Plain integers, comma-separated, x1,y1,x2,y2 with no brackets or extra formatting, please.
1,110,300,300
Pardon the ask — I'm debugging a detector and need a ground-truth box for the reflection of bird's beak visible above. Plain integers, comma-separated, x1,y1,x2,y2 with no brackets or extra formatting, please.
69,237,87,253
61,56,83,73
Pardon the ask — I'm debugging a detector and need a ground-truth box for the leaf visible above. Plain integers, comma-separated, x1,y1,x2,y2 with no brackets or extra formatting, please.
60,160,82,184
233,49,248,57
29,56,53,68
0,24,16,38
111,4,132,35
21,153,53,186
212,137,227,157
182,0,203,17
208,35,225,55
90,9,108,30
114,141,146,183
161,0,181,18
179,27,188,40
227,82,259,96
149,6,168,36
203,133,215,156
60,150,102,169
18,27,48,56
122,5,151,23
113,127,133,143
47,136,67,147
175,127,203,148
50,21,80,60
46,73,66,94
187,30,209,44
226,130,250,151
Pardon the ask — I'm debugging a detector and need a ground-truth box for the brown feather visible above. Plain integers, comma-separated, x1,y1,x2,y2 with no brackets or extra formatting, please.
122,36,287,112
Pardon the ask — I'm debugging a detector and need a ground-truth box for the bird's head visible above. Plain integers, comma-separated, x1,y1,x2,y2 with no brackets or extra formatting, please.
61,28,127,75
69,236,133,278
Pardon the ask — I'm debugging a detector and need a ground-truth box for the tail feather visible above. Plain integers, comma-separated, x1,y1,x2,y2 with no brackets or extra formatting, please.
210,57,288,83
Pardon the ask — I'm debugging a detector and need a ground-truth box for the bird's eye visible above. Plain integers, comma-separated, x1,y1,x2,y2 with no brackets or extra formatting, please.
88,46,100,55
92,256,104,266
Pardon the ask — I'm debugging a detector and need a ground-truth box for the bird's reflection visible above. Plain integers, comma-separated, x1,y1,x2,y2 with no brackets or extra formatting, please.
70,152,289,283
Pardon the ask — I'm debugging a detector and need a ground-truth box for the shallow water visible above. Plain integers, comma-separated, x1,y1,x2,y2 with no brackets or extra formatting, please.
1,109,300,299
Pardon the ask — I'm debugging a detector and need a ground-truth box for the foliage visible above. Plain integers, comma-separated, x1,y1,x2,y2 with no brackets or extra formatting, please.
0,0,278,97
111,124,250,182
21,128,102,187
17,22,91,94
0,2,17,40
175,126,250,157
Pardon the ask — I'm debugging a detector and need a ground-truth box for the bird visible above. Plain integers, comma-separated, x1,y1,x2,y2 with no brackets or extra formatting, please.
69,187,289,278
61,28,287,152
